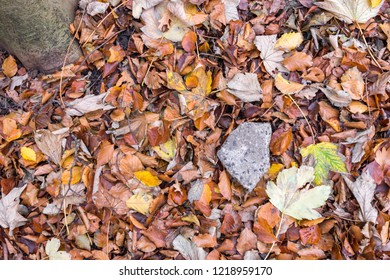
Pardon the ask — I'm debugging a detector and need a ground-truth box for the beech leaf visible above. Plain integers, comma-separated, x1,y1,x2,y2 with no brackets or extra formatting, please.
343,170,378,223
126,193,153,215
266,166,331,220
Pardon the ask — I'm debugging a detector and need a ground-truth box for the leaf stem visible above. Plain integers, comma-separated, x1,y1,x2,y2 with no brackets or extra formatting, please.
355,22,383,72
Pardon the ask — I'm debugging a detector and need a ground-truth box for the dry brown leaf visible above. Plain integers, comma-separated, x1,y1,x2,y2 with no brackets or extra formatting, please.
218,170,232,200
236,228,257,255
283,52,313,72
34,129,65,165
275,74,304,94
227,72,262,102
341,67,364,100
270,125,293,156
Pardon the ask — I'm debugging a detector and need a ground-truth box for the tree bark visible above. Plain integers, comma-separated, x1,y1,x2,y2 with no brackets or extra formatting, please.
0,0,81,73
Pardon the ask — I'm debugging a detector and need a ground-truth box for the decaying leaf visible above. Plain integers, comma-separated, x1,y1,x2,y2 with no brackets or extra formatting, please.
301,142,348,185
172,234,207,260
227,72,262,102
65,93,114,116
0,185,27,236
316,0,384,23
254,35,288,76
45,238,71,260
343,170,378,223
34,129,65,165
43,183,86,215
266,166,331,220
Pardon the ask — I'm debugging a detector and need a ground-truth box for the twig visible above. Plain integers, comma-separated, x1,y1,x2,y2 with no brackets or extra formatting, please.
286,93,316,143
264,212,285,260
356,22,383,71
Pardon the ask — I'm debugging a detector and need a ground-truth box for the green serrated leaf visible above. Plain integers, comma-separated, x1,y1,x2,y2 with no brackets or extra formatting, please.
266,166,331,220
300,142,347,185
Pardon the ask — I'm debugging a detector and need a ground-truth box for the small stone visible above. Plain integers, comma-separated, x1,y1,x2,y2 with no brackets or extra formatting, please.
217,122,271,191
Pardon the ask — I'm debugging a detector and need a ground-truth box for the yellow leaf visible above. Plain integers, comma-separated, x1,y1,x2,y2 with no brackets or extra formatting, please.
2,56,18,78
126,193,153,215
274,73,304,94
134,170,162,187
152,139,176,162
167,70,187,92
268,163,284,179
61,166,82,185
274,32,303,51
370,0,382,8
20,147,37,162
182,214,200,226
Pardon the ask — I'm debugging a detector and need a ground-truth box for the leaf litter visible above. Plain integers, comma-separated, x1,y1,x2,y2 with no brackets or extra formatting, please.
0,0,389,260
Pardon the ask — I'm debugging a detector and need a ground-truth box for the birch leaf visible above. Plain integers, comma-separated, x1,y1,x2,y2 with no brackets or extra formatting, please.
227,73,262,102
343,170,378,223
254,35,288,77
316,0,384,24
301,142,348,185
266,166,331,220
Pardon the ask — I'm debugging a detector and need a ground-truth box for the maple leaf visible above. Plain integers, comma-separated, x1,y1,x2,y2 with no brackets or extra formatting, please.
266,166,331,220
0,185,27,236
300,142,348,185
343,170,378,223
316,0,384,24
254,35,288,77
227,72,262,102
45,238,71,260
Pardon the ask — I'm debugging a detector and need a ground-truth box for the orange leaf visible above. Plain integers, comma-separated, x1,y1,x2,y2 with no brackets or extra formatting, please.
218,171,232,200
182,30,197,52
283,52,313,72
270,125,293,155
299,225,322,245
107,45,126,63
61,166,83,185
199,183,212,205
2,118,21,142
275,74,304,94
97,140,114,166
134,170,162,187
2,56,18,77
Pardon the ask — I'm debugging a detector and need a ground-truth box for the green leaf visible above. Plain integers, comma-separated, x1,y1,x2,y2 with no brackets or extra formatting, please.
266,166,331,220
300,142,347,185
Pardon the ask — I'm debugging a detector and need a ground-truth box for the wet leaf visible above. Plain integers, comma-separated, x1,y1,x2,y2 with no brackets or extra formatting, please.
301,142,347,185
266,166,331,220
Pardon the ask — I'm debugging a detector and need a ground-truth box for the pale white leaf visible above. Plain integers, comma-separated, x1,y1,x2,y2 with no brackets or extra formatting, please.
343,170,378,223
227,73,262,102
316,0,384,24
266,166,331,220
86,1,109,16
254,35,288,77
65,93,114,117
0,185,27,236
172,234,206,260
45,238,71,260
318,86,352,107
132,0,164,19
223,0,240,22
188,180,204,203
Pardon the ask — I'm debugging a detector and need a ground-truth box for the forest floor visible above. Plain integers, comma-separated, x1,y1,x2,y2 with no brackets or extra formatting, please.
0,0,390,260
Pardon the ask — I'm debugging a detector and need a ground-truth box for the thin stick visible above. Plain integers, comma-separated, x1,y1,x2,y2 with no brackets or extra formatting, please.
59,9,86,108
264,213,284,260
356,22,383,71
286,93,316,143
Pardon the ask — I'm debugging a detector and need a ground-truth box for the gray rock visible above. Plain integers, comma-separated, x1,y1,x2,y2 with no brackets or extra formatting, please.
217,122,271,191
